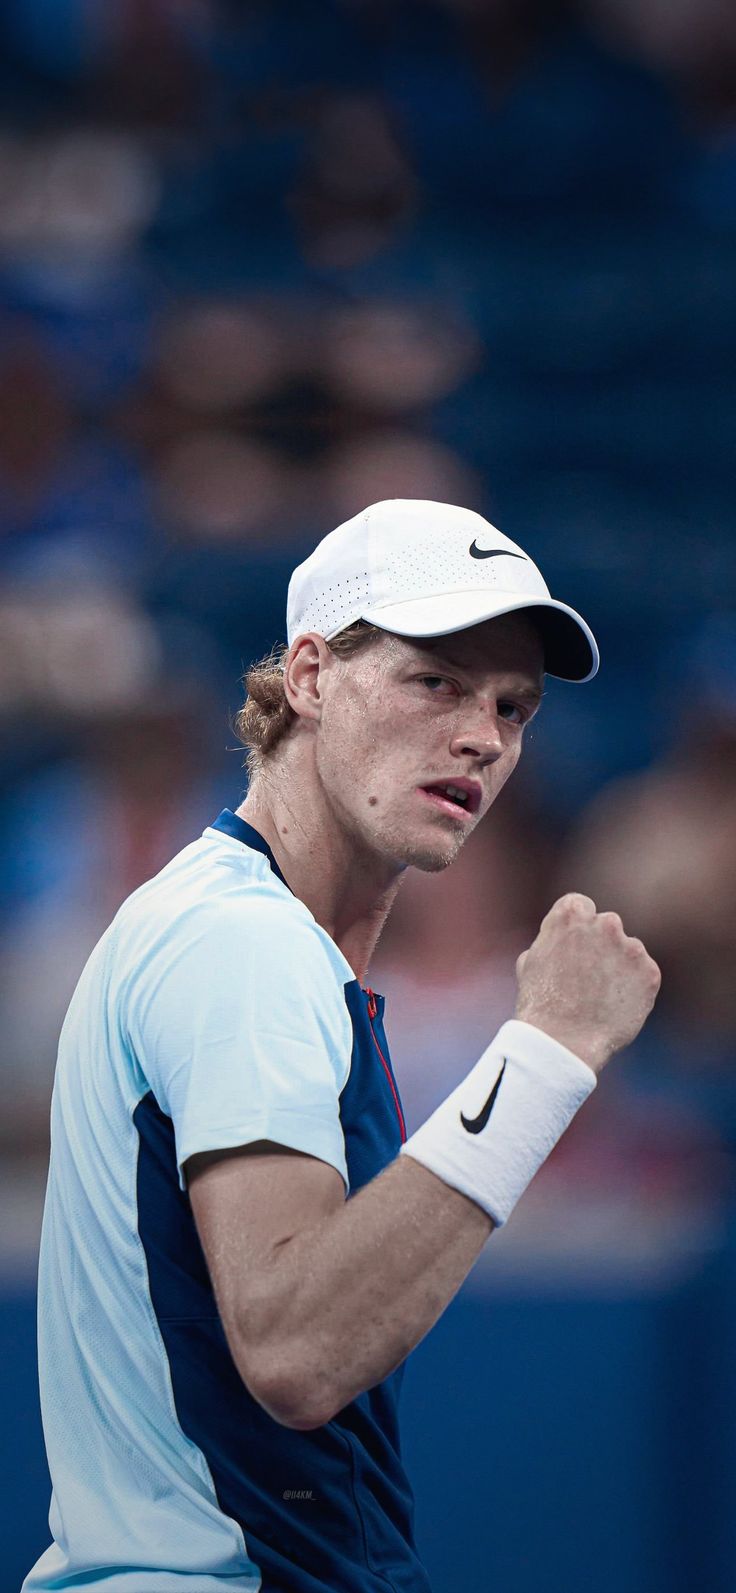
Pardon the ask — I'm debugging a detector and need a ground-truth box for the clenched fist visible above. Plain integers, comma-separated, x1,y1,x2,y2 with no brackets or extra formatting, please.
515,893,661,1074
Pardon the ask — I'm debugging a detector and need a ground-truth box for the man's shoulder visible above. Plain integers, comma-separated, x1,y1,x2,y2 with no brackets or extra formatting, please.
114,826,354,994
117,827,287,922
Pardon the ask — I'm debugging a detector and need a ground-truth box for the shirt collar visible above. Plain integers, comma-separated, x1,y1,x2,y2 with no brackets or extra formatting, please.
209,808,291,892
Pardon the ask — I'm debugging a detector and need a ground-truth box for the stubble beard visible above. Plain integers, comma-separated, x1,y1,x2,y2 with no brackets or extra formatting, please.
399,832,466,873
368,805,470,873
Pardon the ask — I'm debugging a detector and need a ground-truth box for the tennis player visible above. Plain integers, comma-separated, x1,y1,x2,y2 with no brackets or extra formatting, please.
24,499,661,1592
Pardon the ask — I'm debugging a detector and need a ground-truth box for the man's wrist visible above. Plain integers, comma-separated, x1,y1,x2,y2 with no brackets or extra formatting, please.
400,1019,597,1228
512,1012,607,1075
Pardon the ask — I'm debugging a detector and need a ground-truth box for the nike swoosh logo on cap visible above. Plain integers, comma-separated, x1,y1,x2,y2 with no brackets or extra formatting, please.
469,541,528,561
460,1059,508,1133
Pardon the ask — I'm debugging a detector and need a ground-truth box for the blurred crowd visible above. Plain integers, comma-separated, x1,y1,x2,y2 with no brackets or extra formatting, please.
1,0,735,1253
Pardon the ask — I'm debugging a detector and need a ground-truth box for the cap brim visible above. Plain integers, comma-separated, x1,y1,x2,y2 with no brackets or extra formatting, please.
360,591,599,682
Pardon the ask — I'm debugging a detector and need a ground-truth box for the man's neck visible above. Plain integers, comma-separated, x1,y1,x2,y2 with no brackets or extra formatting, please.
235,773,404,986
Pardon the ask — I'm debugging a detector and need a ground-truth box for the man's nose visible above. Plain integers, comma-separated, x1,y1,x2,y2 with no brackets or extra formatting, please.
449,708,505,764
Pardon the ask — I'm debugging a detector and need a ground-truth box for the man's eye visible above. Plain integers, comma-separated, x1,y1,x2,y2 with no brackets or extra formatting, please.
420,675,453,692
498,702,526,725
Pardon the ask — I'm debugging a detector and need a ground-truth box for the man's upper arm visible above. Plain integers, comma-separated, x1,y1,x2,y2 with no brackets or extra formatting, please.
127,894,353,1194
186,1139,345,1401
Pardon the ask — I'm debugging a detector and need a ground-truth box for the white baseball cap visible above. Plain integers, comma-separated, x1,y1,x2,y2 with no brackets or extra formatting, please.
287,499,599,682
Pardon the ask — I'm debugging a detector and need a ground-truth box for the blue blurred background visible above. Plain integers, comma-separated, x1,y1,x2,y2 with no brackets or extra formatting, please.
1,2,735,1589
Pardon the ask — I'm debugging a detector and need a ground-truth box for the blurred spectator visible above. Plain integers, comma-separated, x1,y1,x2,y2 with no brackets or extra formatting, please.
0,328,72,519
0,570,162,717
582,0,736,118
0,570,223,1149
154,431,293,543
289,92,417,270
323,298,480,411
556,615,736,1053
154,297,290,413
322,431,480,524
0,129,159,267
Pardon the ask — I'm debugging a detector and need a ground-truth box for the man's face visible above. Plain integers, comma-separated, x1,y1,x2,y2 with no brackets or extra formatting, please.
313,613,545,872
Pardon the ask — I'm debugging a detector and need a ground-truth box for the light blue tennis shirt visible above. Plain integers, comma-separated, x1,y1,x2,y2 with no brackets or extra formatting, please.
24,811,429,1593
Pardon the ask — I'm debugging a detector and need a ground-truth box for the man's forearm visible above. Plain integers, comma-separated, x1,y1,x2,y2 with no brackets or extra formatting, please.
245,1154,493,1428
234,1020,600,1428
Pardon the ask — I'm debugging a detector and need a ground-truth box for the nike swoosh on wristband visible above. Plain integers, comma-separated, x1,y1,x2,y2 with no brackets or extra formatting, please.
460,1060,508,1133
469,542,528,561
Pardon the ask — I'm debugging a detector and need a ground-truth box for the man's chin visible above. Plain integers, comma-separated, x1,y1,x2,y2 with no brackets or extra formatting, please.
364,815,469,874
411,852,458,874
394,833,465,873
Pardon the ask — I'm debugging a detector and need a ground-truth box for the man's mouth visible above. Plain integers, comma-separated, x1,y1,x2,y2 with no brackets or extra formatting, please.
418,781,480,820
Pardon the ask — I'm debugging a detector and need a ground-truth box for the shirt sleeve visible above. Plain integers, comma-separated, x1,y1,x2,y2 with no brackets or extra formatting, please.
127,896,353,1194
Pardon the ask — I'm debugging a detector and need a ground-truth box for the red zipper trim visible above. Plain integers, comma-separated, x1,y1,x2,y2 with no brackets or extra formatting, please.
364,987,407,1143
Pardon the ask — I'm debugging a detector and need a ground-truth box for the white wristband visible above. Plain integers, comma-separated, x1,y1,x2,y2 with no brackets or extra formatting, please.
399,1019,597,1227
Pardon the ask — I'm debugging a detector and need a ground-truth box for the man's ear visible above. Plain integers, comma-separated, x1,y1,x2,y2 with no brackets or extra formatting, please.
283,633,333,725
